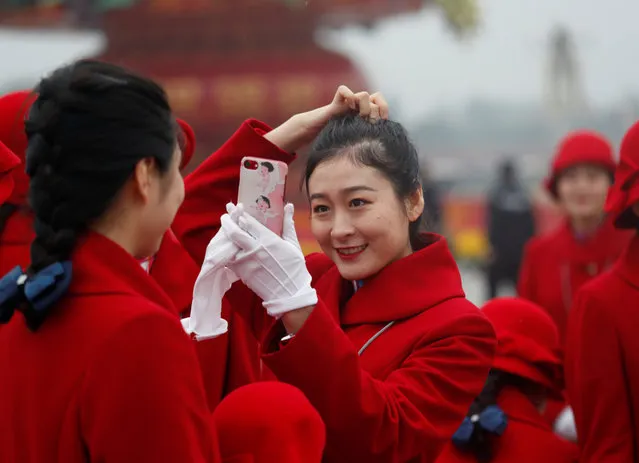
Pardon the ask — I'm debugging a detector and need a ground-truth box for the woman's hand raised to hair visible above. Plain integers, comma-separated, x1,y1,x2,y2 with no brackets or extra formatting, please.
264,86,389,153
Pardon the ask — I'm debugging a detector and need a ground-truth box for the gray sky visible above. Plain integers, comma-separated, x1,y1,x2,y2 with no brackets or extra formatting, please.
321,0,639,120
2,0,639,123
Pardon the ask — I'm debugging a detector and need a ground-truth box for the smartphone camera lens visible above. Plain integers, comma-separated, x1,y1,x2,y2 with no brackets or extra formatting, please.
244,160,251,169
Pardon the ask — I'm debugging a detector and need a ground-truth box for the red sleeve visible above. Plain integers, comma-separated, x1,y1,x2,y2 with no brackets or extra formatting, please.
517,241,535,300
565,288,634,462
79,312,220,463
261,302,496,463
172,119,295,267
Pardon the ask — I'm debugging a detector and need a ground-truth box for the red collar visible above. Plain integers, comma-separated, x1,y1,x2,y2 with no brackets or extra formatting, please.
555,216,629,264
328,234,466,325
615,233,639,289
68,231,176,314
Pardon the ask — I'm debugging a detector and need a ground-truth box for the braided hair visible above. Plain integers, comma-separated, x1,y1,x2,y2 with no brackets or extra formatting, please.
9,59,177,330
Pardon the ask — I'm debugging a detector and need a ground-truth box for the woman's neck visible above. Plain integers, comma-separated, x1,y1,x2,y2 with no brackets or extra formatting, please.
570,214,605,237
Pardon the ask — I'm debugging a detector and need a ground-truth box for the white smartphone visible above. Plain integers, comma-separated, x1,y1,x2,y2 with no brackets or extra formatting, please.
237,156,288,236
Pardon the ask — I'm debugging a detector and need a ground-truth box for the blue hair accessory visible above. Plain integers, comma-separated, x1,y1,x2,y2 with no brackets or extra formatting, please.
0,266,25,323
0,261,73,324
452,405,508,448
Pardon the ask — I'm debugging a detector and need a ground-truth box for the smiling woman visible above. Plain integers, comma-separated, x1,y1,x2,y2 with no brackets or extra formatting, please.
202,110,497,462
305,114,425,280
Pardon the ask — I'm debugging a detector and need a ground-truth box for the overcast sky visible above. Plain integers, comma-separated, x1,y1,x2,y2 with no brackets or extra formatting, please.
2,0,639,123
321,0,639,120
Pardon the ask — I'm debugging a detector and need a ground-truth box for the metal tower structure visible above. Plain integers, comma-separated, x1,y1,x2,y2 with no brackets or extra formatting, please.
544,25,588,118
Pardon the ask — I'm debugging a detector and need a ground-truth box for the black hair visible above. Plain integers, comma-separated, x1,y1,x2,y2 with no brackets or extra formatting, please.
256,195,271,208
304,113,425,249
458,370,543,462
15,59,177,331
261,161,274,172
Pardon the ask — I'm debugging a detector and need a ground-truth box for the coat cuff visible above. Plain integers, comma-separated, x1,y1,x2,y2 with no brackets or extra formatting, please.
237,119,297,161
261,301,355,383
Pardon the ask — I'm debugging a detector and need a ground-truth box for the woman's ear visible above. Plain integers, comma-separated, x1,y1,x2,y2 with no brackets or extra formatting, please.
406,186,425,222
132,157,157,204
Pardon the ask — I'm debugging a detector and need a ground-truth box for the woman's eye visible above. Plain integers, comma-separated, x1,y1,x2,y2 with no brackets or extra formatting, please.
312,205,329,214
350,199,368,208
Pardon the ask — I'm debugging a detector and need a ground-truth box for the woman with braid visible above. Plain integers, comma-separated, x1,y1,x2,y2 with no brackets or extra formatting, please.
0,60,227,462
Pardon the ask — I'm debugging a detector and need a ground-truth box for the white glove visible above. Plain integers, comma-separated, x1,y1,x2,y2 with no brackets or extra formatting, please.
221,202,317,318
182,222,239,341
554,406,578,443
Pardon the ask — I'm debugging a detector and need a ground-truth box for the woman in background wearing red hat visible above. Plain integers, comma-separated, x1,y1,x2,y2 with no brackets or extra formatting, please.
436,298,578,463
517,131,633,431
518,130,632,346
564,120,639,462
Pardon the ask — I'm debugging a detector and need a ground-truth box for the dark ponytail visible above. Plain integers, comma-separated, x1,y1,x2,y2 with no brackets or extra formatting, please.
451,370,511,462
0,59,178,331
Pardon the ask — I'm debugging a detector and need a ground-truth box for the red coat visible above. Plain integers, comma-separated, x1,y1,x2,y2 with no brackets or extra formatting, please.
518,218,632,346
0,232,219,463
565,234,639,462
436,387,578,463
230,238,496,463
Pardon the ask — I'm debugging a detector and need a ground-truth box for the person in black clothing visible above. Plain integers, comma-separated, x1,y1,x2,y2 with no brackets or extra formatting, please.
485,160,535,299
421,164,443,234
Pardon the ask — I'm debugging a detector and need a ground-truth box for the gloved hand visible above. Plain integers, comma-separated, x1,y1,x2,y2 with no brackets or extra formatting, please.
221,202,317,318
553,406,577,443
182,221,239,341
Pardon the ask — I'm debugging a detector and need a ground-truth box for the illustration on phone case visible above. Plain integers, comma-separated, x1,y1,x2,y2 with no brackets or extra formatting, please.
257,161,278,195
251,195,279,224
239,158,287,235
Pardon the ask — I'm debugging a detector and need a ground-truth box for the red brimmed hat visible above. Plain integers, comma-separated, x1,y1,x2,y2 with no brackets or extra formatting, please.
212,382,325,462
482,297,563,397
0,140,20,204
0,90,35,206
545,130,616,197
605,120,639,228
176,118,195,169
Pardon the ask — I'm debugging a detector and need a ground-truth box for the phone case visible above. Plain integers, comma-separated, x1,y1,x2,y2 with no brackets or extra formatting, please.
238,157,288,236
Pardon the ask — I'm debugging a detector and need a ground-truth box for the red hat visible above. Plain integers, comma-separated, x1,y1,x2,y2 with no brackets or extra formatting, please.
605,121,639,228
0,140,20,204
176,118,195,169
212,382,325,463
0,90,36,206
482,298,563,396
545,130,616,197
